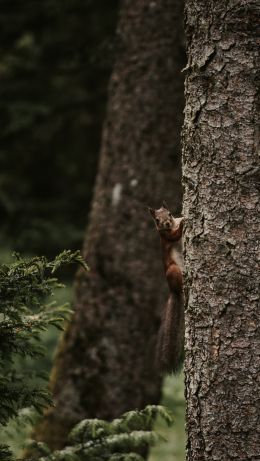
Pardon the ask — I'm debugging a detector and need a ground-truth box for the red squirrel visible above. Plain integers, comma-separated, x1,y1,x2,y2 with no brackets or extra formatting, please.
149,203,184,373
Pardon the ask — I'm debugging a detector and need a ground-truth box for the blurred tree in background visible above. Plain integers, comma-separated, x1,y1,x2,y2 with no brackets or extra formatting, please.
0,0,119,255
0,1,186,459
33,0,185,450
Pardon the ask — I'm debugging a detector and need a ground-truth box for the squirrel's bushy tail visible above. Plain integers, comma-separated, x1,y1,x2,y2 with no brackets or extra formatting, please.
156,292,184,374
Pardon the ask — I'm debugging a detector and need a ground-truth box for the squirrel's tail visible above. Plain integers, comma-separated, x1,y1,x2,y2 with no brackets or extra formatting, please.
156,292,184,374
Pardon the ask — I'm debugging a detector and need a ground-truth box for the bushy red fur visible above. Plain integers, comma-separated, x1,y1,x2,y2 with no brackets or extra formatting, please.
149,205,184,373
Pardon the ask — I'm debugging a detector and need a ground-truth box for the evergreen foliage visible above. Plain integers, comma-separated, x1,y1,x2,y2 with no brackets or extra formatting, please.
0,250,173,460
26,405,173,461
0,250,88,460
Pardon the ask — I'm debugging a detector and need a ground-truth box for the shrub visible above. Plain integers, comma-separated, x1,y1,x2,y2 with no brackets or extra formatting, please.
0,250,88,460
27,405,173,461
0,251,173,460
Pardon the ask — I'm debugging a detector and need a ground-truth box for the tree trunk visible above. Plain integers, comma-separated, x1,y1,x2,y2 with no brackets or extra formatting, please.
34,0,185,449
183,1,259,460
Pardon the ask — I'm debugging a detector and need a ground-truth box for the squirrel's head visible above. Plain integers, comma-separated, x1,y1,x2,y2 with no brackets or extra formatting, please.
148,202,175,231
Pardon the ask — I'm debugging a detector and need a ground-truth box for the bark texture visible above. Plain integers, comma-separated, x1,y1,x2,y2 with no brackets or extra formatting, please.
34,0,185,449
183,1,259,460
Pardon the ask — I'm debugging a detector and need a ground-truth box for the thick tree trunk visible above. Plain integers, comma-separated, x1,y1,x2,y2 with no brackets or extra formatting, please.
183,1,259,460
34,0,185,449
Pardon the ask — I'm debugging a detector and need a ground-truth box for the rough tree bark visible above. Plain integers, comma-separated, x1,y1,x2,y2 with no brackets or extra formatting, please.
34,0,185,449
183,1,259,460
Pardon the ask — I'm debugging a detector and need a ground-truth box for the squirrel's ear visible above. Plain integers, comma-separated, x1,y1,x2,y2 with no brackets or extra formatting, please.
148,207,156,218
175,217,184,228
162,200,169,210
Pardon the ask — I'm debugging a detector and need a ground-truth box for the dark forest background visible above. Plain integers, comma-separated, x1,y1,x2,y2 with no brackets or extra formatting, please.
0,0,119,256
0,2,185,459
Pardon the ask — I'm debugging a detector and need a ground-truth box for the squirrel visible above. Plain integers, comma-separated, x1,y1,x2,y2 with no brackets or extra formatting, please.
148,202,184,374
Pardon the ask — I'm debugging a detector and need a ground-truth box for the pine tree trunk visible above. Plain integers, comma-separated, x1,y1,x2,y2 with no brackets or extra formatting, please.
34,0,185,449
183,1,259,460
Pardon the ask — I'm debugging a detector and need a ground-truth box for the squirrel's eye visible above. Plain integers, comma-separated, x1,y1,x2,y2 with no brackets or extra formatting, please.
155,218,160,224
